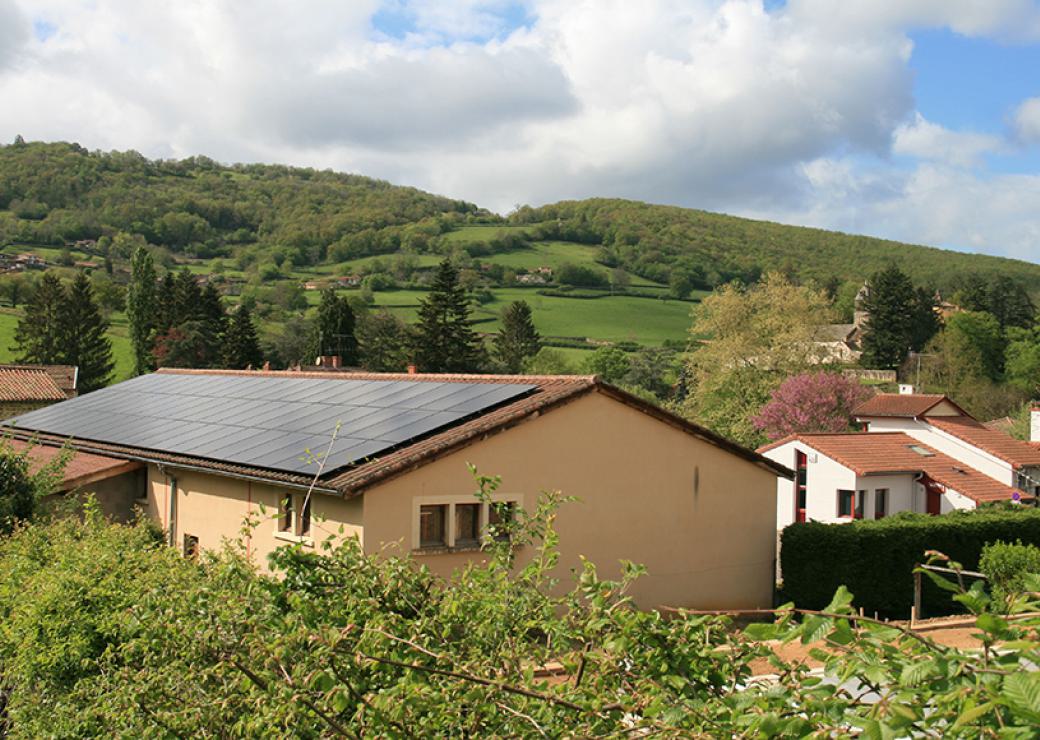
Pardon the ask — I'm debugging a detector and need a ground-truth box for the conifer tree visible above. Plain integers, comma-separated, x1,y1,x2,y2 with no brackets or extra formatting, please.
223,305,264,370
62,272,114,392
493,300,540,373
126,246,158,375
860,265,916,370
358,310,414,372
156,273,177,333
172,269,203,325
13,272,66,364
413,260,486,372
199,283,227,337
311,288,358,365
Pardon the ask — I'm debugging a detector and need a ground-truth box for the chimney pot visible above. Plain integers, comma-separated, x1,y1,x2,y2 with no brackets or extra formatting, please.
407,364,417,375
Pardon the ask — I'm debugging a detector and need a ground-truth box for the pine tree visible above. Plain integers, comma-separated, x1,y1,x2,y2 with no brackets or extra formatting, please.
414,260,486,373
13,272,66,364
223,306,264,370
62,272,114,392
860,265,915,370
172,269,203,325
199,283,227,337
358,310,414,372
126,246,158,375
156,273,177,333
493,301,540,373
311,288,358,365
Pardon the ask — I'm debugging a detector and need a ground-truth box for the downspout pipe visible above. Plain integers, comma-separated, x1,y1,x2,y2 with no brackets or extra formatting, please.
159,464,177,548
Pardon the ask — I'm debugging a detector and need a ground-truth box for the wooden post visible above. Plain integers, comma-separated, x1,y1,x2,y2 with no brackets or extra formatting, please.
912,569,923,626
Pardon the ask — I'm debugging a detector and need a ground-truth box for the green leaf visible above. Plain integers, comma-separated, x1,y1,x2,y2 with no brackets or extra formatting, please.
1004,672,1040,721
801,615,830,644
899,659,937,687
953,701,994,728
743,622,779,641
824,585,855,614
975,613,1008,636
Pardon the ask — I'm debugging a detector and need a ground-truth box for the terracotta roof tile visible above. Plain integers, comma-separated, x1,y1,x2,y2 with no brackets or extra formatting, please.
759,432,1024,504
0,367,66,402
852,393,965,419
925,416,1040,469
0,364,77,398
4,438,141,490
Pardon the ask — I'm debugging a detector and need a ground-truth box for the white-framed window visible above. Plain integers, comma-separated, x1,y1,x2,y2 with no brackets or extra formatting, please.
412,495,521,552
275,492,314,544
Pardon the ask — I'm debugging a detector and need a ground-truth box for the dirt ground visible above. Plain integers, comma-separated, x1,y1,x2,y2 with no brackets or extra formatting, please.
748,616,993,676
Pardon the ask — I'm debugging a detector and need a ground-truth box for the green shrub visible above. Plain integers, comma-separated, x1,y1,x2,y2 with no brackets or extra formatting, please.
979,539,1040,610
780,506,1040,618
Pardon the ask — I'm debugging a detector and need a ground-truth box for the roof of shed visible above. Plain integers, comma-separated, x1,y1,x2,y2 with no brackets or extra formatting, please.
852,393,967,419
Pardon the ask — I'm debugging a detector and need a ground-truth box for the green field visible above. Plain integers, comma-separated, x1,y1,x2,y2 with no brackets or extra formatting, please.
365,286,695,345
441,225,542,243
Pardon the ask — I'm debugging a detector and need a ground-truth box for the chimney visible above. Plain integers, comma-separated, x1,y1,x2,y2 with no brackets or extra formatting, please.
407,364,417,375
316,355,341,369
899,384,915,395
1031,403,1040,443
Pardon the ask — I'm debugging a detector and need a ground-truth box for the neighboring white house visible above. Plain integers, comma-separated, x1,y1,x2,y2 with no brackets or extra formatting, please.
759,392,1038,530
759,432,1024,529
853,393,1040,497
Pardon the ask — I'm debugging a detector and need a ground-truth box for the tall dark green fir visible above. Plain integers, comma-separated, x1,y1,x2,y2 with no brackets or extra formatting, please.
493,300,541,373
414,260,486,373
13,272,66,364
861,264,915,370
223,305,264,370
312,288,358,366
62,272,114,392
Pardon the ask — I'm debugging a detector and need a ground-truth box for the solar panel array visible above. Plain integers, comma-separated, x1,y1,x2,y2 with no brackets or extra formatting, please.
4,374,536,475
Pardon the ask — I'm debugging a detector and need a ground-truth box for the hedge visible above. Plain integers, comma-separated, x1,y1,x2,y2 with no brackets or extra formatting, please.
779,505,1040,618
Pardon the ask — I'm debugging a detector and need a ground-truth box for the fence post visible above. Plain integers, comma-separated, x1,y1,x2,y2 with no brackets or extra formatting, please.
912,568,922,626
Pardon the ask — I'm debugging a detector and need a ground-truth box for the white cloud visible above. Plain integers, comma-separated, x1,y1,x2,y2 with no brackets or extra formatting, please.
1014,96,1040,144
0,0,1039,258
893,113,1002,167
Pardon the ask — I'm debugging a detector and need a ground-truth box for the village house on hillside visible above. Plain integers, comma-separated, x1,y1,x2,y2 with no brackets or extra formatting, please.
0,364,78,418
2,369,790,610
759,391,1038,529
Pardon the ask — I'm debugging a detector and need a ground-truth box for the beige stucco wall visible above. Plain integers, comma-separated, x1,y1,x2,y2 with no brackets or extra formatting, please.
360,391,779,610
145,464,363,565
40,468,147,523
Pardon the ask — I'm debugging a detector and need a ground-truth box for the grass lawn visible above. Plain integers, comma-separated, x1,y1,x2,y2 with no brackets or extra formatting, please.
441,225,543,243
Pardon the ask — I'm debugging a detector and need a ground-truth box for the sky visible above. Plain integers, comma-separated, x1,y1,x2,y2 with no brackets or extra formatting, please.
1,1,1040,261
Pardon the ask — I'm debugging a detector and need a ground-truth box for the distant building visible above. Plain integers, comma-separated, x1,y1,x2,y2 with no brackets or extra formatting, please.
337,275,362,288
516,273,547,285
0,364,78,419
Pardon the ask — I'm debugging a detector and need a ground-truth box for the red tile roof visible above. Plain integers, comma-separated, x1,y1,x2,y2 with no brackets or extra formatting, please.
925,416,1040,469
852,393,967,419
0,367,67,402
3,369,790,494
759,432,1025,504
5,438,141,490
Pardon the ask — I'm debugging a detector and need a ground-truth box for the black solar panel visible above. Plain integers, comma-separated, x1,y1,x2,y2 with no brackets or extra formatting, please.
4,374,537,475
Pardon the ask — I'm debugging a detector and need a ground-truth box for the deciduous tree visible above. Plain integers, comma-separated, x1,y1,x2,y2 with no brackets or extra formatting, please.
752,371,872,441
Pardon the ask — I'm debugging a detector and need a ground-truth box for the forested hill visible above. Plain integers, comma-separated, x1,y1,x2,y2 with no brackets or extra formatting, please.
508,199,1040,291
1,140,1038,291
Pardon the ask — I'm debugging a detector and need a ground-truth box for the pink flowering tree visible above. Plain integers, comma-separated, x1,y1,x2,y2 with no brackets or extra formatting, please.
752,371,873,441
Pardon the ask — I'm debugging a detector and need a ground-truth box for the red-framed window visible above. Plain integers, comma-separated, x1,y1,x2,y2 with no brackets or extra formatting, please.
795,450,808,523
874,489,888,519
837,489,863,519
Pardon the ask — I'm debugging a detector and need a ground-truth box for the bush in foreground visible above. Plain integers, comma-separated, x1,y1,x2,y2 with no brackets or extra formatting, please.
0,482,1039,736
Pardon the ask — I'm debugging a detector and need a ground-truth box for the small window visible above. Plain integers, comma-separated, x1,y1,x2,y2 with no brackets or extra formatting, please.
298,494,312,537
419,504,447,548
874,489,888,519
454,503,480,546
183,533,199,559
279,494,294,532
837,490,855,518
488,501,515,541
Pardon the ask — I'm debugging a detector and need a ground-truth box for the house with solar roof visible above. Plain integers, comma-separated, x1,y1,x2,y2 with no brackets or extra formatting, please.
758,391,1038,530
1,368,790,610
